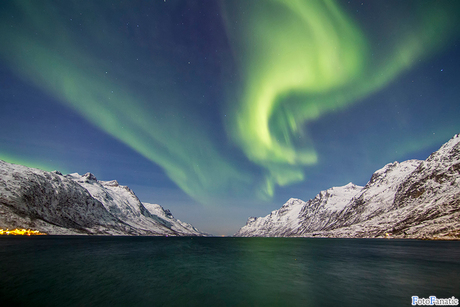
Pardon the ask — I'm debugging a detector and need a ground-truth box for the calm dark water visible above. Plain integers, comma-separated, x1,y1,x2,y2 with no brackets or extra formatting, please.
0,236,459,307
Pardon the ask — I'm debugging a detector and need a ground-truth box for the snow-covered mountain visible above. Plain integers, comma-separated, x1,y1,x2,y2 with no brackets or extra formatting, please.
235,134,460,240
0,162,206,236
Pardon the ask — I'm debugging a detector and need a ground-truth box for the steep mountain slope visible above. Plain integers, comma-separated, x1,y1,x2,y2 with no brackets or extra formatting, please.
0,162,205,236
235,134,460,240
142,202,204,236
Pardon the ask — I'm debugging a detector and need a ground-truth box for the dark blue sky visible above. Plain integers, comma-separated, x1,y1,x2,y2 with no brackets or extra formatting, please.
1,0,459,235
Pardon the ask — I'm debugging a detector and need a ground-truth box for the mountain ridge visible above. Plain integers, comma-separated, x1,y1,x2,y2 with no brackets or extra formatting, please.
0,162,206,236
235,134,460,240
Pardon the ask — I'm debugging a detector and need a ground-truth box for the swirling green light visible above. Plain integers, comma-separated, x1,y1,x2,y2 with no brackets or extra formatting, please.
0,0,457,203
0,1,253,203
223,0,458,196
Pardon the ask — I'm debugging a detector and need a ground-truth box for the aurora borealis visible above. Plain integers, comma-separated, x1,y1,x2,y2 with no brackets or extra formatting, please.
223,0,458,197
1,0,460,234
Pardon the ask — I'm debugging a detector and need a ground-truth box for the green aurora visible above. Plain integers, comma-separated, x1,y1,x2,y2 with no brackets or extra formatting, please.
0,0,459,204
0,1,255,203
222,0,459,197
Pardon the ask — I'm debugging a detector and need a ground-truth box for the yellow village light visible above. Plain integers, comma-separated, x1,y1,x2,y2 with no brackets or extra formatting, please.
0,228,46,236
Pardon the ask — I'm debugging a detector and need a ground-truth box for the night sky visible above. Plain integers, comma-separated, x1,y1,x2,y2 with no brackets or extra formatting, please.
1,0,459,235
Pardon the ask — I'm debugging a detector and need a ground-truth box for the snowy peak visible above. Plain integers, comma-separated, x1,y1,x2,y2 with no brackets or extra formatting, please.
235,183,363,237
83,172,97,181
101,180,119,187
318,182,362,211
0,161,206,236
367,160,421,188
278,198,304,215
393,135,460,211
307,182,362,211
426,133,460,164
235,134,460,240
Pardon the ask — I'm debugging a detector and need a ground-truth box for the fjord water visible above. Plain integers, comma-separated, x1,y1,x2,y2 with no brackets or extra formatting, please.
0,237,458,307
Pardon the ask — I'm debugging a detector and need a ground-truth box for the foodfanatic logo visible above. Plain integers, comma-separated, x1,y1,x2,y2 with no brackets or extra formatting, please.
411,296,459,306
